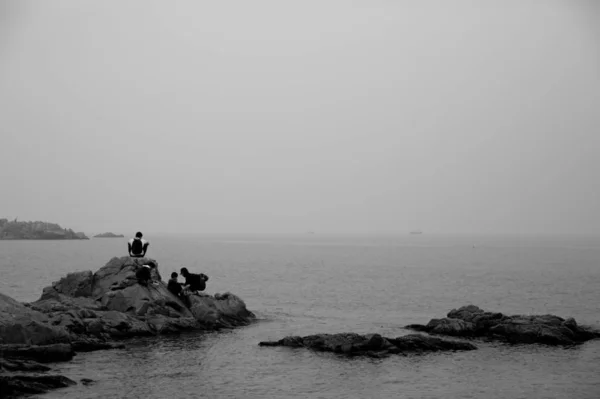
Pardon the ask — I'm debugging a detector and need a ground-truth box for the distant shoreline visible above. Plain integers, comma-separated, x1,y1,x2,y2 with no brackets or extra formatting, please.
0,238,89,241
0,218,89,240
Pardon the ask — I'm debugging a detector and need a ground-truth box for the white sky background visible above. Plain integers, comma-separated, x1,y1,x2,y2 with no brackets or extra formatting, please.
0,1,599,236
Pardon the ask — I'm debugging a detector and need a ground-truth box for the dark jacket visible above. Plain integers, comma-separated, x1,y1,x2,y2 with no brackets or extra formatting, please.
136,266,151,284
167,278,182,296
185,273,208,292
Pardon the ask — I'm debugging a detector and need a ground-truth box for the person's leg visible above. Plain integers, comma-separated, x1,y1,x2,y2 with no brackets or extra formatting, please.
142,243,149,257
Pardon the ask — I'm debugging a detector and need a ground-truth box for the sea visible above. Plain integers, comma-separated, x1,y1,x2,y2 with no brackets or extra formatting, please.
1,234,599,399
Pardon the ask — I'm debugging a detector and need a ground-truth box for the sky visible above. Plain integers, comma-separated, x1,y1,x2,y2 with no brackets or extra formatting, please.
1,1,599,236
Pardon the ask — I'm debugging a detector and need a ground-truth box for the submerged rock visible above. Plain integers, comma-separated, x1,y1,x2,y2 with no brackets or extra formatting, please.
405,305,600,345
259,333,476,358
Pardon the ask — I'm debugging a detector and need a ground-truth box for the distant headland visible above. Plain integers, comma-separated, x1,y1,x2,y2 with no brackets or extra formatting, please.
0,218,88,240
93,232,124,238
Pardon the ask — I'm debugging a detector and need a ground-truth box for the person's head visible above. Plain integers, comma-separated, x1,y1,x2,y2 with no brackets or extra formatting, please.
135,232,143,238
180,267,189,277
171,272,178,279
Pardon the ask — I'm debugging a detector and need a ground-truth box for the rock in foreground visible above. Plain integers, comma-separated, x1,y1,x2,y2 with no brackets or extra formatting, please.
259,333,476,358
1,257,255,347
405,305,600,345
0,375,77,398
31,256,255,344
1,256,255,397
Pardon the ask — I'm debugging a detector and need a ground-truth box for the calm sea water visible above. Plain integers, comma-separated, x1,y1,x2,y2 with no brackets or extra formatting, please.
1,235,599,399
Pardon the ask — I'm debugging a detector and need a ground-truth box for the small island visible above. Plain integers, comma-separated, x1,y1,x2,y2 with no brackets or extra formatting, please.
0,218,89,240
93,232,125,238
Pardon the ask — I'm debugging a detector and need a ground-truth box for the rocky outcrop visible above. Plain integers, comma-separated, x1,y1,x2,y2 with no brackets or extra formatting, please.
0,256,255,397
259,333,476,358
405,305,600,345
30,256,255,342
0,293,71,346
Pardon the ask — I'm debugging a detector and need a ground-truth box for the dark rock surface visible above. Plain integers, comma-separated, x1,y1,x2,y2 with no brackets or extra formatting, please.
0,375,76,398
0,358,50,373
0,344,74,363
405,305,600,345
259,333,476,358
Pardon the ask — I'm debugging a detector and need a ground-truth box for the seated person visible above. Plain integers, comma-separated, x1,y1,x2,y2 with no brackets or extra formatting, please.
128,232,149,258
135,265,152,286
167,272,183,297
135,262,158,286
180,267,209,293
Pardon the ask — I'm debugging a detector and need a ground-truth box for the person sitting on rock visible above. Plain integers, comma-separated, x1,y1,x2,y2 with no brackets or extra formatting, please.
136,265,152,286
136,262,158,286
180,267,209,294
167,272,183,297
128,232,149,258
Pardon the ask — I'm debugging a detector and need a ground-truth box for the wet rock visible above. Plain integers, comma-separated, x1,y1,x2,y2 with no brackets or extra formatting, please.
0,358,51,372
259,332,476,358
0,375,76,397
0,343,75,363
425,318,476,336
80,378,95,386
72,338,125,352
405,305,600,345
189,292,255,329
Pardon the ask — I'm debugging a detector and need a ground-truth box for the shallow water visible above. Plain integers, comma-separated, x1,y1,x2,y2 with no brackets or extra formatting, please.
1,235,599,398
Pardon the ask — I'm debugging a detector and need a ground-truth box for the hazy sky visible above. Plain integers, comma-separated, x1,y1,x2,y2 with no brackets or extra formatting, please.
1,1,599,236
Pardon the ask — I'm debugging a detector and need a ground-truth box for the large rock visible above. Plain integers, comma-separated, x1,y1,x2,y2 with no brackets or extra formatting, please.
31,256,255,342
189,292,256,329
0,293,70,346
259,333,476,358
1,256,255,397
4,256,255,344
405,305,600,345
